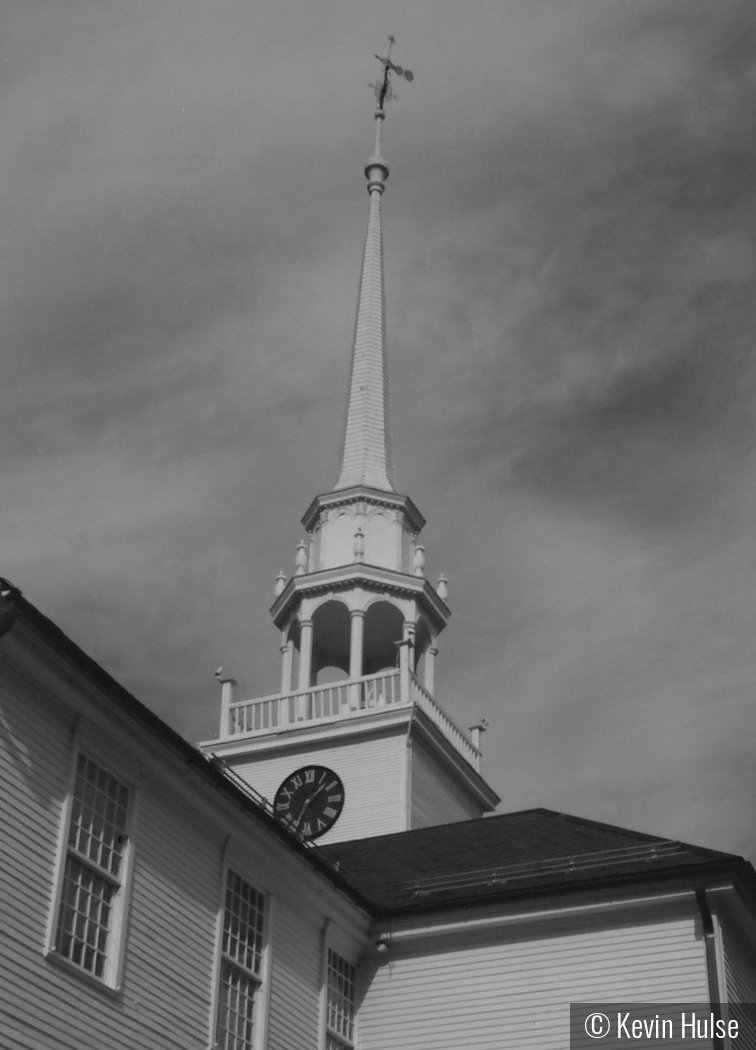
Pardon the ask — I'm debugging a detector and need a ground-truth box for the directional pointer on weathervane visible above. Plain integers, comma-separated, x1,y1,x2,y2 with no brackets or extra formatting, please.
371,35,414,111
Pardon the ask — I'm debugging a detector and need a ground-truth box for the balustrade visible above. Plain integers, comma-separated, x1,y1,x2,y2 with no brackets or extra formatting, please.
224,667,480,772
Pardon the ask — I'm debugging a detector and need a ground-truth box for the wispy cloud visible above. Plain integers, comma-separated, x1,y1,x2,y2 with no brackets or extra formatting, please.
2,0,755,858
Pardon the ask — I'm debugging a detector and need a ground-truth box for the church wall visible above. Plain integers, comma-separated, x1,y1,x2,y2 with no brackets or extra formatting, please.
0,624,370,1050
721,915,756,1045
229,723,408,843
723,921,756,999
357,905,710,1050
0,657,81,1049
410,734,485,829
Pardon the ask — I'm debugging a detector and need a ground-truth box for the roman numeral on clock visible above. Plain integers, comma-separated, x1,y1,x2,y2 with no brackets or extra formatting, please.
274,766,344,842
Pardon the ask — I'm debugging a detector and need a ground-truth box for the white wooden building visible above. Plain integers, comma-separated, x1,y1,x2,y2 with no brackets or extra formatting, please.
2,64,756,1050
2,578,756,1049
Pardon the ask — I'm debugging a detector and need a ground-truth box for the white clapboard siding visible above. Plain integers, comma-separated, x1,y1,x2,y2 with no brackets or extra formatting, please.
231,725,407,843
120,787,222,1047
410,736,483,829
724,921,756,1000
0,667,74,1023
358,913,710,1050
266,897,323,1050
723,921,756,1047
0,650,371,1050
0,659,225,1049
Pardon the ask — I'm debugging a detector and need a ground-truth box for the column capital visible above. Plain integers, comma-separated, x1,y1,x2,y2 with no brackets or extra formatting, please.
350,608,366,620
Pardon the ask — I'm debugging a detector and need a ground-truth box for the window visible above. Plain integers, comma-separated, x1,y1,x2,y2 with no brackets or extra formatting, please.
325,949,356,1050
52,753,132,983
215,869,266,1050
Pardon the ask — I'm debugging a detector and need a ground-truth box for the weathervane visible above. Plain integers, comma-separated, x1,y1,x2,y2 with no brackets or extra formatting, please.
371,35,414,111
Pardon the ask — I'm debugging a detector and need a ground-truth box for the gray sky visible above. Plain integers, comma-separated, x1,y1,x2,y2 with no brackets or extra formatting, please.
3,0,755,859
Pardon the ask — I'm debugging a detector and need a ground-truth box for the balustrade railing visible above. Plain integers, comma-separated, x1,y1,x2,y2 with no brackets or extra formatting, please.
408,674,481,772
225,667,481,772
227,669,401,736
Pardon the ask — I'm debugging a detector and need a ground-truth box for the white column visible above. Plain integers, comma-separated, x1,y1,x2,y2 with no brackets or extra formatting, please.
397,621,412,702
349,611,365,679
425,645,439,696
349,610,365,710
397,638,412,704
280,636,293,693
298,619,313,692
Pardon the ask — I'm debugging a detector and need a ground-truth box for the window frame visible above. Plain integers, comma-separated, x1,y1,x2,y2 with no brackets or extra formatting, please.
45,745,137,992
323,946,357,1050
212,864,270,1050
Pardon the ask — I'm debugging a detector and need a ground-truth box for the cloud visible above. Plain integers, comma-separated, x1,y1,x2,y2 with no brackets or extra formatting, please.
2,0,756,858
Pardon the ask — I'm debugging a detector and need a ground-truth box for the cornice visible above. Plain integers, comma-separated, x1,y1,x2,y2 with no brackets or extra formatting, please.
200,705,414,758
201,702,498,809
301,486,426,534
270,563,451,630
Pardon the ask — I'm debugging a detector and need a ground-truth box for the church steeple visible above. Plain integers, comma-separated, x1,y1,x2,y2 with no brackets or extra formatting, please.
335,111,395,492
201,47,499,843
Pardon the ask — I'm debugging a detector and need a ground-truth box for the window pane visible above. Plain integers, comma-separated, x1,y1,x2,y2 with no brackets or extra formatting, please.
216,958,257,1050
55,855,115,978
327,949,356,1044
326,1036,352,1050
69,754,129,877
223,871,265,976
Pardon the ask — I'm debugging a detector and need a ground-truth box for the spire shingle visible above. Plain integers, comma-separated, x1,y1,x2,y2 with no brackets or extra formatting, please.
335,141,396,493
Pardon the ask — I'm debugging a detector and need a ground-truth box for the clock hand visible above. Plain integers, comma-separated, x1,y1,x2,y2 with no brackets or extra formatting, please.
293,782,329,829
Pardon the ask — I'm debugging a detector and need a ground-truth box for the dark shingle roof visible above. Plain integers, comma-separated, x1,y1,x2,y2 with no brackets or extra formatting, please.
321,808,745,915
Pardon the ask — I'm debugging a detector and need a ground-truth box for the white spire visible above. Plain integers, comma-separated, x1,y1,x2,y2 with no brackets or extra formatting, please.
334,108,396,493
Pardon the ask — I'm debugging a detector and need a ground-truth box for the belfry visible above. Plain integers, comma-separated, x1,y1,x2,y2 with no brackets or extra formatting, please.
201,58,499,842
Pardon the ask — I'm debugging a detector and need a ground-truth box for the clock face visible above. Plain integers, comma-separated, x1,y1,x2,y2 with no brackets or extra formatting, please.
273,765,344,841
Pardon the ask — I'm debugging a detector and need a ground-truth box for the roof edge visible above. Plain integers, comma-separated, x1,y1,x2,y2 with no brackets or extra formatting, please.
1,581,378,917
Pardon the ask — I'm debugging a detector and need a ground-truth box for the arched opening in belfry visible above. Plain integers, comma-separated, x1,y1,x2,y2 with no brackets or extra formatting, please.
311,600,351,684
413,616,431,679
363,601,404,676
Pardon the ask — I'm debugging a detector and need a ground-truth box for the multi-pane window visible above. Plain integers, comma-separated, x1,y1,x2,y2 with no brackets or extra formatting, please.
325,949,356,1050
216,869,266,1050
53,753,131,981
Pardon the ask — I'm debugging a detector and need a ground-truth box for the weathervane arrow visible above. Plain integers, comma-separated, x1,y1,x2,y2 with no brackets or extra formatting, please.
371,35,414,111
